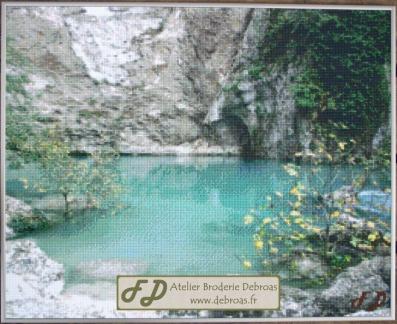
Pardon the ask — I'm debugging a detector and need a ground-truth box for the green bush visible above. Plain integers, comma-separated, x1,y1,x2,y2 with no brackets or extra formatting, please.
256,9,391,150
8,212,50,234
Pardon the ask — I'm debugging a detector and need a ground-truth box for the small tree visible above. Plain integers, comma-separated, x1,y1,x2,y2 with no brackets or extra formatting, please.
32,130,122,217
6,42,123,219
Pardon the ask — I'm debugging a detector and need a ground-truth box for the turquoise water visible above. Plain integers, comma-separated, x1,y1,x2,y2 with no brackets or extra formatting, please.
6,156,389,285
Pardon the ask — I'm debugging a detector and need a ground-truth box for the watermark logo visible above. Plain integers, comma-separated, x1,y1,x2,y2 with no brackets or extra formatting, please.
117,276,280,310
351,291,388,311
121,279,167,306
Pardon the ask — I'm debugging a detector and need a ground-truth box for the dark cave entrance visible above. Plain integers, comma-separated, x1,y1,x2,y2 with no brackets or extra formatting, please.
224,115,254,159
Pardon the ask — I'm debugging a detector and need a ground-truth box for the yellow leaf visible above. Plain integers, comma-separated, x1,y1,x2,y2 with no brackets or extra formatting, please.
338,142,347,151
270,247,279,254
330,211,340,218
368,232,378,242
348,156,356,164
294,201,301,209
21,178,29,189
290,210,301,217
290,187,300,196
358,243,373,251
311,227,321,234
284,219,291,226
243,260,252,269
263,217,272,225
254,240,264,250
283,164,299,177
294,218,304,224
367,221,375,229
244,215,254,225
335,224,345,231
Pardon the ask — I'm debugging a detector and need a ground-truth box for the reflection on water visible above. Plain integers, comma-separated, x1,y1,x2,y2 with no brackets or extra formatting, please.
6,156,390,285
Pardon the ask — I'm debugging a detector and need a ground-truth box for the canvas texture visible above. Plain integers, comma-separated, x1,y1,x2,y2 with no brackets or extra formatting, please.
3,4,393,320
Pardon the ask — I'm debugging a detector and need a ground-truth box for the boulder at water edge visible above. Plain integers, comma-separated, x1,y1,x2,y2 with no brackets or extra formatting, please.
5,196,49,239
319,256,391,316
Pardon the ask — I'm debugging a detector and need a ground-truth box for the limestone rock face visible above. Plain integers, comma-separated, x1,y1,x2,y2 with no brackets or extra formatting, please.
5,6,313,158
206,10,312,158
5,240,64,304
5,6,389,157
5,7,248,155
5,239,162,319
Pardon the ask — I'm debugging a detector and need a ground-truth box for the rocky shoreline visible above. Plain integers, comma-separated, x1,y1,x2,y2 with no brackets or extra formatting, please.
4,195,392,319
5,240,163,319
5,238,391,319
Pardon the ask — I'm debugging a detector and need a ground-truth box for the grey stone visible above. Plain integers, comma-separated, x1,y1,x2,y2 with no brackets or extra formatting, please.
346,308,391,317
357,190,391,215
5,240,64,303
319,256,391,316
293,255,328,280
5,195,48,238
5,239,161,319
263,287,321,317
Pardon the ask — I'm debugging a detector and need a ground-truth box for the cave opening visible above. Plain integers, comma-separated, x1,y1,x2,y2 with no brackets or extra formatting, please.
224,115,254,159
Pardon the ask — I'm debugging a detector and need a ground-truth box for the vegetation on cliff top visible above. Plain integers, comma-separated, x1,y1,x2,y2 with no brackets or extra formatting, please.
250,9,391,159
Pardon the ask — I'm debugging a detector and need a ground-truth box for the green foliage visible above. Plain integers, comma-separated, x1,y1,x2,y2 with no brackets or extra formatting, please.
78,109,106,119
256,9,391,151
5,43,37,167
6,37,29,67
30,131,122,217
8,212,50,233
247,64,265,79
291,69,336,116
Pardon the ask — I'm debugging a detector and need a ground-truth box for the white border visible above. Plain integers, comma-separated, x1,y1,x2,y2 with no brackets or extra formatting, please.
0,2,395,323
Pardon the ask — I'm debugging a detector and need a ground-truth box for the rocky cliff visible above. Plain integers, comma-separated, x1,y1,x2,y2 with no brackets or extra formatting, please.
6,6,313,158
8,6,388,158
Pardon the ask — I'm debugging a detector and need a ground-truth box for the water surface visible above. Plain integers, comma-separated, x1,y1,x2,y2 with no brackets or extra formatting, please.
6,156,389,286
